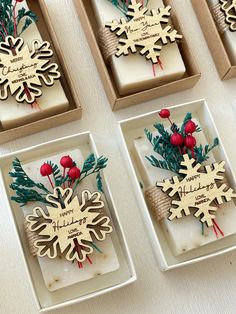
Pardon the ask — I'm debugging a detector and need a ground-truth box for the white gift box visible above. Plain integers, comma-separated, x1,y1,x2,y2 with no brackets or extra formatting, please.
118,99,236,270
0,132,136,312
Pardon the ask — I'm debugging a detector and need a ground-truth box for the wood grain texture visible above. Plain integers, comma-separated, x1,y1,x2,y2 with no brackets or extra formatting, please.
1,0,236,313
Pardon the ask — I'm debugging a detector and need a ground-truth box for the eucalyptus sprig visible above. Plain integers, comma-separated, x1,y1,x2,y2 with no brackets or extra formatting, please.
0,0,37,41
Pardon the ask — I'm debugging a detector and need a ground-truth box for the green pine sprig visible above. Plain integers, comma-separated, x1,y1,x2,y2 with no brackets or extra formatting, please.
73,154,108,192
10,154,108,206
145,113,219,175
108,0,150,16
9,158,50,206
0,0,37,41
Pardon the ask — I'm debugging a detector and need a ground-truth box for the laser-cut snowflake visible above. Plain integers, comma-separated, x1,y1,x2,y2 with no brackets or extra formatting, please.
0,36,60,104
26,187,113,262
157,154,236,227
220,0,236,31
106,0,182,63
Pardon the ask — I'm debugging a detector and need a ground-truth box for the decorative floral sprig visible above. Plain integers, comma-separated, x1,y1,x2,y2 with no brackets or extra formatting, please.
108,0,149,16
9,153,108,206
0,0,37,41
145,109,219,174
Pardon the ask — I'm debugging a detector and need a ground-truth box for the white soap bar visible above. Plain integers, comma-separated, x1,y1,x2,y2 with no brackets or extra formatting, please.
92,0,186,95
21,149,119,291
0,0,69,130
133,119,236,256
208,0,236,64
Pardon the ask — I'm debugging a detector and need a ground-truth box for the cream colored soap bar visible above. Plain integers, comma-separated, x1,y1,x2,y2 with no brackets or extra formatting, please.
133,120,236,256
0,0,69,130
208,0,236,64
92,0,186,95
21,149,119,292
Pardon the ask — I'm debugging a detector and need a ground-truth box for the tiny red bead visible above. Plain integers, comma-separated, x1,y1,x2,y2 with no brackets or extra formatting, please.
184,135,196,148
60,155,73,168
184,120,196,134
170,133,183,146
40,163,53,176
68,166,81,180
159,109,170,119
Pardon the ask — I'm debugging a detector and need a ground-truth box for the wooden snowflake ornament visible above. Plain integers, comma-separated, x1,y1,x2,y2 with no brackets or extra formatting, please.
26,187,113,262
0,36,61,104
157,154,236,227
220,0,236,31
105,0,182,64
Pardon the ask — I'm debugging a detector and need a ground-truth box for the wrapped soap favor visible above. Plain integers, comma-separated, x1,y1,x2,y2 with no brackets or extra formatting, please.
135,109,236,256
119,100,236,269
93,0,185,95
192,0,236,79
0,0,70,130
208,0,236,64
1,133,135,310
75,0,200,110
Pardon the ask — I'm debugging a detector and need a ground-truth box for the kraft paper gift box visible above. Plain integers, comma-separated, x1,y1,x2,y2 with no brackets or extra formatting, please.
0,0,82,144
192,0,236,80
0,132,136,312
74,0,201,111
118,99,236,270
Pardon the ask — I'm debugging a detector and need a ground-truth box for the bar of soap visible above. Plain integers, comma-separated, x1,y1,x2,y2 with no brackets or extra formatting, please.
208,0,236,64
0,0,69,130
92,0,186,95
21,149,120,292
133,119,236,256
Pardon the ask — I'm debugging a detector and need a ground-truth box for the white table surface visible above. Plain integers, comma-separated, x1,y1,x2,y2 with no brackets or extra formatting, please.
1,0,236,313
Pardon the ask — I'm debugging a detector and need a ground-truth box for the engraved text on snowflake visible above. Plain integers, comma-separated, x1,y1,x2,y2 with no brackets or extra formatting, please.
157,154,236,227
106,0,182,63
26,187,113,262
0,36,60,104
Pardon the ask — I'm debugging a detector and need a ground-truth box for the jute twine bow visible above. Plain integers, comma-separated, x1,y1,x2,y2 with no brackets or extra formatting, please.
145,175,229,222
211,3,229,34
97,28,119,64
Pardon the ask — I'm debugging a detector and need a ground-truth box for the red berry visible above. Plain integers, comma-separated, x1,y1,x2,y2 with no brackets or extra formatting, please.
16,0,24,2
60,155,73,168
184,120,196,134
40,163,53,176
159,109,170,119
170,133,183,146
184,135,196,148
68,166,81,180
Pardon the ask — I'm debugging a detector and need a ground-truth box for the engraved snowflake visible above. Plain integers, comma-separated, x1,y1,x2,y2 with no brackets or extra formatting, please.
157,154,236,227
106,0,182,63
0,36,60,104
220,0,236,31
26,187,113,262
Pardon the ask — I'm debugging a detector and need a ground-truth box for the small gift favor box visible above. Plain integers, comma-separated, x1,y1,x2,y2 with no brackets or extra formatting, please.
74,0,200,111
192,0,236,80
0,132,136,312
0,0,82,144
118,99,236,270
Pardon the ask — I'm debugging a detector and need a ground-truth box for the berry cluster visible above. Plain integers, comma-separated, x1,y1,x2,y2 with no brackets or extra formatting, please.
40,155,81,188
159,109,197,157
